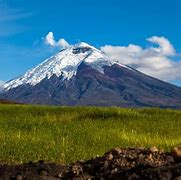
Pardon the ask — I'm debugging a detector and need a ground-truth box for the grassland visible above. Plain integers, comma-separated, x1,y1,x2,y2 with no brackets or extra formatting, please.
0,104,180,164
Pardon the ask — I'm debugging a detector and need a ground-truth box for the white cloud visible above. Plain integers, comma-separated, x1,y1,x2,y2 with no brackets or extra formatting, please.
101,36,181,82
147,36,175,56
45,32,56,46
57,38,70,48
45,32,69,48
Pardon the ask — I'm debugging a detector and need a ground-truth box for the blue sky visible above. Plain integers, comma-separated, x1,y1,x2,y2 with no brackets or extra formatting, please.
0,0,181,86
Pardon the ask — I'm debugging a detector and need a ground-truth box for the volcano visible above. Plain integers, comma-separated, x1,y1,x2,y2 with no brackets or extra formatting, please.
1,42,181,108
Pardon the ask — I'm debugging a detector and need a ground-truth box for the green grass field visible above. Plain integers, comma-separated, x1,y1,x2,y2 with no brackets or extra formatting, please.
0,105,180,164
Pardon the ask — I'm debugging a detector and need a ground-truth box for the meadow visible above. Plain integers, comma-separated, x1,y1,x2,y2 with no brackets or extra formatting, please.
0,104,180,164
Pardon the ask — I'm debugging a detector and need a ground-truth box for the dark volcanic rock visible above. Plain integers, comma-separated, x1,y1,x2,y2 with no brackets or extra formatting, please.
2,62,181,108
1,147,181,179
172,147,181,159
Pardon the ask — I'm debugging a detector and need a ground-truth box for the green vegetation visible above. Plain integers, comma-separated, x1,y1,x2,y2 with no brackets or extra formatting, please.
0,105,180,164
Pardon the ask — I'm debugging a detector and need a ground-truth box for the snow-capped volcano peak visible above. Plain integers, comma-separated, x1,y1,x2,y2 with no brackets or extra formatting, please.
73,42,97,50
76,42,90,46
74,42,93,48
4,42,113,90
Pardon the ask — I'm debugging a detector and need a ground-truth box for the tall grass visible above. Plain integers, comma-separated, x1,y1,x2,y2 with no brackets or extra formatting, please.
0,105,180,164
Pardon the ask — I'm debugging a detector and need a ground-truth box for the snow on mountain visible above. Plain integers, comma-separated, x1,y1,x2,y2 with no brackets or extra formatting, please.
4,42,131,91
0,81,4,93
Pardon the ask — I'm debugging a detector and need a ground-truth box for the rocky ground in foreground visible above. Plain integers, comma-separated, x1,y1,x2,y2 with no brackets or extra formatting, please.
1,147,181,180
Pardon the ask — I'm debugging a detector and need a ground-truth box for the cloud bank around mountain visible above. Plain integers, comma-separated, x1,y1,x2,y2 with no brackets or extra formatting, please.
45,32,69,48
101,36,181,82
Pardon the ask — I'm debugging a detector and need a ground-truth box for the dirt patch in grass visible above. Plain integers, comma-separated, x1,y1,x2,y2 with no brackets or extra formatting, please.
1,147,181,179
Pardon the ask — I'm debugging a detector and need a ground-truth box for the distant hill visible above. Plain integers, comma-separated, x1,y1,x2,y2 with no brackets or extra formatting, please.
0,99,20,104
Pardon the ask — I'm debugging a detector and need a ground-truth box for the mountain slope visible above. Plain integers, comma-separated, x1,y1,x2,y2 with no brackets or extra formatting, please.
2,43,181,108
4,43,112,90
